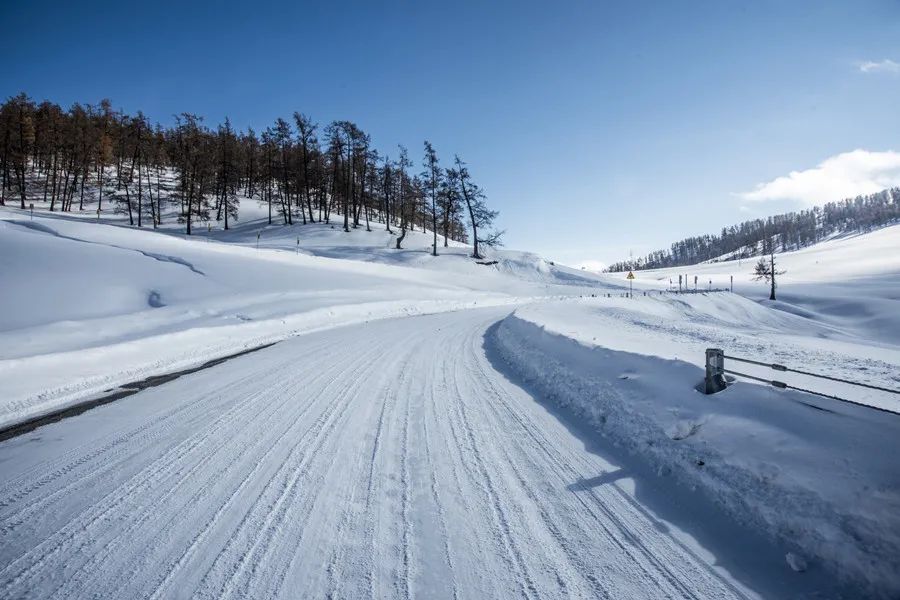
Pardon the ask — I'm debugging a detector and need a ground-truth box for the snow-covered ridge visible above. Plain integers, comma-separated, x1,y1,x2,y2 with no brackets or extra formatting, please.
491,304,900,596
604,223,900,344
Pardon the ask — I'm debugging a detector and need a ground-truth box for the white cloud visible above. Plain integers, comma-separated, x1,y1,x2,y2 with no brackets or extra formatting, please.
858,59,900,74
738,149,900,205
572,259,607,273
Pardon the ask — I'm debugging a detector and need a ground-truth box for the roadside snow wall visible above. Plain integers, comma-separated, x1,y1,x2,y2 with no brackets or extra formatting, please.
492,311,900,597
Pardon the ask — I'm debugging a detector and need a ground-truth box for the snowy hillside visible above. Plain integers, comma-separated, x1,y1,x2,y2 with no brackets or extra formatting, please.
0,203,608,428
2,202,899,597
602,223,900,343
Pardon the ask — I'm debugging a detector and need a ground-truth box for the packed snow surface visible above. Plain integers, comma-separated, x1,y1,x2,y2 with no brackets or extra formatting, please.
0,309,853,599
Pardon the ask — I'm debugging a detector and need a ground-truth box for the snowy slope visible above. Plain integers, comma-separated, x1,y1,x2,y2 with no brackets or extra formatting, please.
0,205,610,428
215,200,607,288
602,224,900,343
606,224,900,289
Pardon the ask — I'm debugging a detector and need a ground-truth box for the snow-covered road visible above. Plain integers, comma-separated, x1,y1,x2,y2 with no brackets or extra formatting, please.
0,308,772,598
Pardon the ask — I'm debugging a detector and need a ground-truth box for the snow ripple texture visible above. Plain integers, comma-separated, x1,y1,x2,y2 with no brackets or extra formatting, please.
0,309,749,599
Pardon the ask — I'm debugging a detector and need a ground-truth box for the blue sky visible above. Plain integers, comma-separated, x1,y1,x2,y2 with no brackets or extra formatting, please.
3,0,900,267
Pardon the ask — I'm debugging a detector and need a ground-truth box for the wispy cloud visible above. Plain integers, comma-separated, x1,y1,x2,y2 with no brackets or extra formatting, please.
738,150,900,205
858,59,900,74
572,259,607,273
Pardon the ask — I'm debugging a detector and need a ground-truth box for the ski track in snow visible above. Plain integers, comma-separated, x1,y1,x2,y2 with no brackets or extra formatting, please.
0,308,751,599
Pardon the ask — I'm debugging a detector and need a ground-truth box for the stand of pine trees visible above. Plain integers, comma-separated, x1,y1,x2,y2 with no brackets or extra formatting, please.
0,93,501,255
607,189,900,272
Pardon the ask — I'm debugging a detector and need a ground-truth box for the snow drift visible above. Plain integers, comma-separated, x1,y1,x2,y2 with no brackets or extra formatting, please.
492,306,900,596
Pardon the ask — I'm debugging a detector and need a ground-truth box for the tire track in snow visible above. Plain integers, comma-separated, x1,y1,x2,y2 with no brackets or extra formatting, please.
0,344,306,523
467,328,678,597
0,336,342,597
421,327,498,596
196,339,391,599
145,343,375,600
362,341,418,598
473,324,746,599
443,327,540,599
435,338,520,597
238,338,410,600
0,386,216,518
319,340,419,600
398,367,413,600
79,349,352,600
0,367,275,536
420,346,461,600
0,360,306,594
50,374,302,600
0,308,761,599
456,326,589,597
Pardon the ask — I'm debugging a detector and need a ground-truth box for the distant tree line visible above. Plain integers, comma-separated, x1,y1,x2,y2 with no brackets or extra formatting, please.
607,188,899,272
0,93,502,257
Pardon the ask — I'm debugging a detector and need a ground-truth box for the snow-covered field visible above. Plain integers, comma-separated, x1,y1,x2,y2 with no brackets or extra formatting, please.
604,224,900,344
1,202,899,597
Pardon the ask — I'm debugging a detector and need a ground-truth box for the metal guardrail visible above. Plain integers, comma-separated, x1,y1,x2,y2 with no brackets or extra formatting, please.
582,290,730,299
704,348,900,416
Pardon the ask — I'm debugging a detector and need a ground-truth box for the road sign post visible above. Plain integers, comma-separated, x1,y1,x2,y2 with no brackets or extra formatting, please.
626,271,635,298
704,348,727,394
29,203,34,220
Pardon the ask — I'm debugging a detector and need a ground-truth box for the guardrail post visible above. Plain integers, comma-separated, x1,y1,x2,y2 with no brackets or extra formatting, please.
705,348,727,394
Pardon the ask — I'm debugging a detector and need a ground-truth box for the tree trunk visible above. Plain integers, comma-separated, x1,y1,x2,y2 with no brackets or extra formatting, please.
186,170,194,235
79,164,86,210
460,179,480,259
442,200,450,247
137,158,143,227
769,253,776,301
156,166,163,225
224,187,229,230
16,165,26,209
431,186,438,256
301,146,314,223
97,165,105,213
343,152,351,232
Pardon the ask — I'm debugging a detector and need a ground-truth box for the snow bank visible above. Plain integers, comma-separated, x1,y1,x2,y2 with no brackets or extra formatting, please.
492,307,900,596
0,296,525,430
